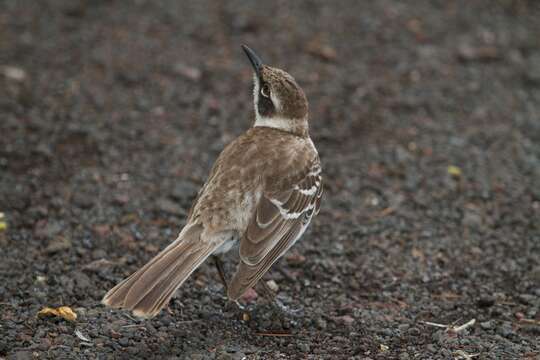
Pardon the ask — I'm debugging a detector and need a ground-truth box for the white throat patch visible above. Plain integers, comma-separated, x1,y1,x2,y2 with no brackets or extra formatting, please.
253,75,298,132
254,115,296,132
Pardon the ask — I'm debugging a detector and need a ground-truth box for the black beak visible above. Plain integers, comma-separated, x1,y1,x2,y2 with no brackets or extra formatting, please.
242,45,263,78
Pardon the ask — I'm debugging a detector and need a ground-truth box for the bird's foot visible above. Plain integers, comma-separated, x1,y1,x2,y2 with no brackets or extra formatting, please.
270,296,304,318
223,298,252,322
233,300,246,311
254,280,303,318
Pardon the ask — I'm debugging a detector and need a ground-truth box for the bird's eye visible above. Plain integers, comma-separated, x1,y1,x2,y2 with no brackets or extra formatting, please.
260,84,270,98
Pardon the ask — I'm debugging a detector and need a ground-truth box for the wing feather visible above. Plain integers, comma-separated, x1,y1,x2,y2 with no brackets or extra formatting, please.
228,161,322,300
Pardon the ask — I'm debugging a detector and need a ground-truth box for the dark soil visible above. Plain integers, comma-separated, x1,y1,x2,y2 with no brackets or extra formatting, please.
1,1,540,359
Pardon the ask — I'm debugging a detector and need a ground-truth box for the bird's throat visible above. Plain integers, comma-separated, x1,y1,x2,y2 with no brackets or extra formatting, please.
254,115,309,137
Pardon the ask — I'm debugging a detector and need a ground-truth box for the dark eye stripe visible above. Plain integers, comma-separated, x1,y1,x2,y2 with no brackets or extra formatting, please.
257,95,274,117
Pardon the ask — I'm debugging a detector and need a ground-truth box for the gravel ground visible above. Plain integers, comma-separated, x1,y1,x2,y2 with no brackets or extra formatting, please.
1,1,540,359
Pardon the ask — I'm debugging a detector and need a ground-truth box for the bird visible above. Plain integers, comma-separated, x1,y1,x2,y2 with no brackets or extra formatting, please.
102,45,323,319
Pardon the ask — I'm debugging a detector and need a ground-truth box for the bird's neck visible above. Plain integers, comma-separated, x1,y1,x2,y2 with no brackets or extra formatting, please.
254,115,309,137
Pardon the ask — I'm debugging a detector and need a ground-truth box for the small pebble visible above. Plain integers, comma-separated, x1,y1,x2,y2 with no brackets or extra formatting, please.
480,320,494,330
477,295,496,308
298,342,310,352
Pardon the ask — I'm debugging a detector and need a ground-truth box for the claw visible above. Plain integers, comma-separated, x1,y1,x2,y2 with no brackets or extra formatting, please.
234,300,246,311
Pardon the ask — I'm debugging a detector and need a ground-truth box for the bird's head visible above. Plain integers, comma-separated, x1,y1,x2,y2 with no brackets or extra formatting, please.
242,45,309,137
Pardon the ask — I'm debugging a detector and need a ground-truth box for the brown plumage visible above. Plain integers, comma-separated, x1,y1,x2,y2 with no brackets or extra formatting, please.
102,45,322,318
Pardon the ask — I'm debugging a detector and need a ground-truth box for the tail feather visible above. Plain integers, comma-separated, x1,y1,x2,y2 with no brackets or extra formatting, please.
131,247,210,317
102,223,217,318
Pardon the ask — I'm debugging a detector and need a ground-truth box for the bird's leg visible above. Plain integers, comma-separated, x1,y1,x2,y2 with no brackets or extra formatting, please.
212,255,228,293
211,255,248,316
213,255,247,314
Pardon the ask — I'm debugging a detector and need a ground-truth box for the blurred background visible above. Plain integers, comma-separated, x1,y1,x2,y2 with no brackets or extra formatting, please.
1,1,539,359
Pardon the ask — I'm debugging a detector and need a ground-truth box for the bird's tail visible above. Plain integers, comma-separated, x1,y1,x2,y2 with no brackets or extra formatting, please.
102,223,216,318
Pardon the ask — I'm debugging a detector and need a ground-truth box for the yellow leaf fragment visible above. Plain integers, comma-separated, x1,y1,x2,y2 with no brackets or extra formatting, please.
57,306,77,321
0,212,6,231
37,306,77,322
447,165,462,177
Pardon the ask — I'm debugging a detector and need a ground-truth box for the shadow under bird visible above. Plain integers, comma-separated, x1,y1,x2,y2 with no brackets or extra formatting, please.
102,45,323,318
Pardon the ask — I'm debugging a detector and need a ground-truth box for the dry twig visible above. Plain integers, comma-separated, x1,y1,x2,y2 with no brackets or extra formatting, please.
74,329,92,343
453,349,480,359
255,331,293,337
421,318,476,333
518,318,540,325
450,318,476,333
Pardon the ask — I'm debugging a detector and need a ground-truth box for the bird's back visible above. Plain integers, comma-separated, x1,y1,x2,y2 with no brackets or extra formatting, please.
189,126,319,234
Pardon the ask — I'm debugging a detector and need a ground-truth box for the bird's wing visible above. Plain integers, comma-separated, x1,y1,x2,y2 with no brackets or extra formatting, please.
228,160,322,300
